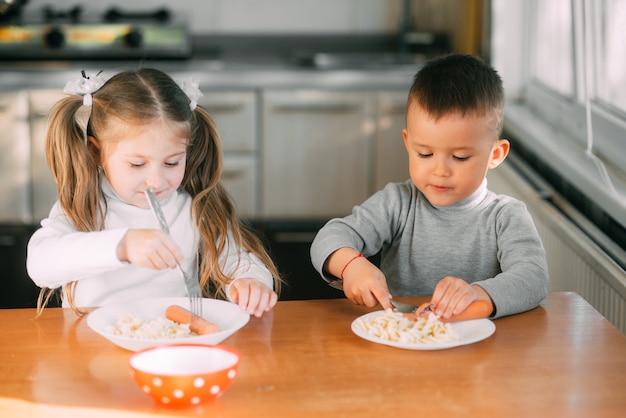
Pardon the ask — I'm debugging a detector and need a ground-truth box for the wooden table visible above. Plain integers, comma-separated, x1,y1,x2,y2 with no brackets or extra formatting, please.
0,291,625,417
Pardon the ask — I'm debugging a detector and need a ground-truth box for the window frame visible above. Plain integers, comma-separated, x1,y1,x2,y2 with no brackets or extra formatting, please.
491,0,626,231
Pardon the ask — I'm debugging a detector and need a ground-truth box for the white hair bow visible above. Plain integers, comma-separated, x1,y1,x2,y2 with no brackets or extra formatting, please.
178,78,203,111
63,70,106,106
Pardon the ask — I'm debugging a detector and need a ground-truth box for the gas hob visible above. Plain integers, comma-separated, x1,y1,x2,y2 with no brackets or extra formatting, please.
0,6,190,60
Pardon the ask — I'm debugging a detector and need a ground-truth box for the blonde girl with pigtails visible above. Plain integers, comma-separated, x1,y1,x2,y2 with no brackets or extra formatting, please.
27,68,281,317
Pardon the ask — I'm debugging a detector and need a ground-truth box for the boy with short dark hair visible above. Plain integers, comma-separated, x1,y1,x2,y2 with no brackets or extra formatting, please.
310,54,549,319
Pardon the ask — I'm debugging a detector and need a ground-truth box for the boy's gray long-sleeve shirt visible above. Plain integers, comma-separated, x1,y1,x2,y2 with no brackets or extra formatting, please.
310,179,549,318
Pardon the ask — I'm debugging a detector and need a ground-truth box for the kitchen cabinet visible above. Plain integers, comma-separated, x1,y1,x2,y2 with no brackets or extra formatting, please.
0,66,415,306
261,89,375,218
1,89,259,223
261,89,409,219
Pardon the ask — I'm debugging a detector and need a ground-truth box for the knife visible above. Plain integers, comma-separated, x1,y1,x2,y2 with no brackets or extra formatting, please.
144,189,202,299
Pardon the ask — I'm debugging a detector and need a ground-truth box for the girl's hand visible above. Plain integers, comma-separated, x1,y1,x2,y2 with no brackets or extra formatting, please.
228,278,278,317
116,229,184,269
430,276,493,319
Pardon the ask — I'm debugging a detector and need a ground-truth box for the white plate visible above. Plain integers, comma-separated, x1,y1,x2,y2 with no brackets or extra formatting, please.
87,297,249,352
351,311,496,350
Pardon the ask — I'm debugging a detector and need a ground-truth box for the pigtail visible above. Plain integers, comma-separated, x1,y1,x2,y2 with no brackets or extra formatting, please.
36,95,105,316
46,96,105,232
184,107,281,299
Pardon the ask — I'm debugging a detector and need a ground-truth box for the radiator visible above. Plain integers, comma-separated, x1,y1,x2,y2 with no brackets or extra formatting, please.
487,157,626,335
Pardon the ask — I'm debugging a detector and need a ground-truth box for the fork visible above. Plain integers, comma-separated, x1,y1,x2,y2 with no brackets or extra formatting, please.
389,300,419,313
144,189,203,320
390,300,434,315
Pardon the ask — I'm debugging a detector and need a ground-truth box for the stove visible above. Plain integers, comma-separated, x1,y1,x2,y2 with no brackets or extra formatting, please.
0,5,191,60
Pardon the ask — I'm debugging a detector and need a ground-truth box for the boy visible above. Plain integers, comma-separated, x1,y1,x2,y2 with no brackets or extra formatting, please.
310,54,549,319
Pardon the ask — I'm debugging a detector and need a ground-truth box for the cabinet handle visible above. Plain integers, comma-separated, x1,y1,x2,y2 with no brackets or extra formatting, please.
202,104,244,113
271,104,360,113
389,104,407,114
222,169,245,181
272,231,318,243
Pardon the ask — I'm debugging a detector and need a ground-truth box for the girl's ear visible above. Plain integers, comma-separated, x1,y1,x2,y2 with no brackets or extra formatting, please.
488,139,510,169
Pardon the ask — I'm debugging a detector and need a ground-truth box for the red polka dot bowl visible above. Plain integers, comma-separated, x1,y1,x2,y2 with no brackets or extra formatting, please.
128,343,240,407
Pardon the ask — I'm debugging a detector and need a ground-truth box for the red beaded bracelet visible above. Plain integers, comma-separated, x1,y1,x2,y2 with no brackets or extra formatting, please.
340,252,363,280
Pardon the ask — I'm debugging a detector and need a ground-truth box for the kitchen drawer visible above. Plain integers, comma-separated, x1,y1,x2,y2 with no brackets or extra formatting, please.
222,155,258,219
198,91,257,153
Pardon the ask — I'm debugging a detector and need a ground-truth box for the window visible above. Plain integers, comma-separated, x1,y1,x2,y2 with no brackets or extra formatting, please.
491,0,626,249
594,0,626,114
532,0,574,97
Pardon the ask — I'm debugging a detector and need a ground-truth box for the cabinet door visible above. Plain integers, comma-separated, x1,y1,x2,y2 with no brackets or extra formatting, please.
374,91,410,190
198,91,257,152
0,91,31,223
262,90,374,218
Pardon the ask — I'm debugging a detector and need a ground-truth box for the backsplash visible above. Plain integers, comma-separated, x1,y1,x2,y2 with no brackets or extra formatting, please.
17,0,481,53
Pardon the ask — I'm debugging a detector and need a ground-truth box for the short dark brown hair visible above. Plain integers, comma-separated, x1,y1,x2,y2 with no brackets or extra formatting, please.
408,54,504,135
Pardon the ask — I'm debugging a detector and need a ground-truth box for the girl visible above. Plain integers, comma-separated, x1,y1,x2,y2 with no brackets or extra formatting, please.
27,68,281,317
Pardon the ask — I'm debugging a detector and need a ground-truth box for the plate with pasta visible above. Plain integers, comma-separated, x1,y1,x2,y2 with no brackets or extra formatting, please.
87,297,249,351
352,310,495,350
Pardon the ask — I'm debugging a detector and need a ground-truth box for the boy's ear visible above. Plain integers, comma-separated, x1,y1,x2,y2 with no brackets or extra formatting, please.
402,128,409,151
488,139,510,169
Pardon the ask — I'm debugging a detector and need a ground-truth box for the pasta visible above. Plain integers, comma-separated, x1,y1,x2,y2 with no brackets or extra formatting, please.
356,311,457,344
107,314,195,339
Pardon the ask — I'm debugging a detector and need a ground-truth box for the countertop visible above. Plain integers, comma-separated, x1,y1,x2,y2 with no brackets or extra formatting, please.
0,35,426,90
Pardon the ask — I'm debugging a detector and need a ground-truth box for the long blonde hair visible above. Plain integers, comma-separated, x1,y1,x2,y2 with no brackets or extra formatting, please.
38,68,280,315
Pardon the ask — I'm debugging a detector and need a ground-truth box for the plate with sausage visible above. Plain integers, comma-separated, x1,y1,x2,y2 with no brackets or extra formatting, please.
87,297,249,351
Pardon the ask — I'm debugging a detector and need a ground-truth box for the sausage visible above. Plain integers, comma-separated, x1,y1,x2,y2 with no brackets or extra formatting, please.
403,300,492,323
165,305,220,335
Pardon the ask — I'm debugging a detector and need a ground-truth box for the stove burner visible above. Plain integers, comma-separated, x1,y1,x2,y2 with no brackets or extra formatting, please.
0,5,190,61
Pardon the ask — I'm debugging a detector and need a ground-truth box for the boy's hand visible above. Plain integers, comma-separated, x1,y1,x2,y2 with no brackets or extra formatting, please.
330,251,392,310
116,229,184,269
342,262,392,310
228,278,278,318
430,276,493,319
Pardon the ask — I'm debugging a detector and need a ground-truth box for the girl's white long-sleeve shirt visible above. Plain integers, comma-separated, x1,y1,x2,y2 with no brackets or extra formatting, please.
26,179,273,308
